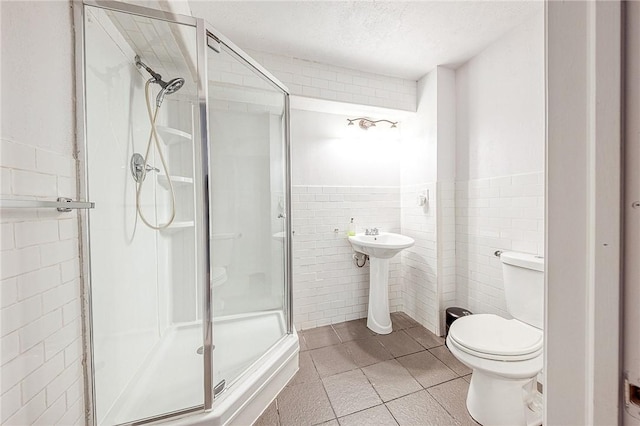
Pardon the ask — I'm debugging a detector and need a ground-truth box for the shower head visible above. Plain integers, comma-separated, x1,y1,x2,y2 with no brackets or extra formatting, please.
155,77,185,107
135,55,185,106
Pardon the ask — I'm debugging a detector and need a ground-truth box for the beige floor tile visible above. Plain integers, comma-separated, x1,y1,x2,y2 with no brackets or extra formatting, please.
338,405,398,426
429,345,472,376
288,351,320,387
315,420,339,426
427,378,479,426
332,319,374,342
362,359,422,402
386,390,457,426
390,312,420,330
322,369,382,417
404,326,445,350
310,344,358,377
376,330,424,357
396,351,458,389
254,399,279,426
301,325,341,350
343,337,393,368
463,374,472,383
299,334,309,352
277,381,335,426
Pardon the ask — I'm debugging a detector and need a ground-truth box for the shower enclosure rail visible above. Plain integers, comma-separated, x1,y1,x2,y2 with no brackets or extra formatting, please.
0,197,95,211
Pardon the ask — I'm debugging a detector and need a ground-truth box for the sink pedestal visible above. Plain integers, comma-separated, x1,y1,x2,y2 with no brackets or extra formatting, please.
348,232,415,335
367,257,392,334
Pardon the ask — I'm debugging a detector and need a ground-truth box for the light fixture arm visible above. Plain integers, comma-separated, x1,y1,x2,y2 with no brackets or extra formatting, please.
346,117,398,130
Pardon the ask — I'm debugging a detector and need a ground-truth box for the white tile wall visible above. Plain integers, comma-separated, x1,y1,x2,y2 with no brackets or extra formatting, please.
245,49,417,112
400,183,438,332
455,171,545,317
2,4,83,422
438,181,457,330
292,185,402,330
0,142,84,426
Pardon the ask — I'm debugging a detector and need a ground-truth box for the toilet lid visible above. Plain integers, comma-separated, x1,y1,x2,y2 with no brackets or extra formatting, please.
212,267,227,286
449,314,543,357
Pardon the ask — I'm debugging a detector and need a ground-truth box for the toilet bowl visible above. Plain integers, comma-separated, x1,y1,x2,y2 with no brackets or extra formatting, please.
447,315,543,426
447,252,545,426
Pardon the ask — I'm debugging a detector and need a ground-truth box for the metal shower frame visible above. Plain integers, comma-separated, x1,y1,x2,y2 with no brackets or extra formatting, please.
73,1,293,424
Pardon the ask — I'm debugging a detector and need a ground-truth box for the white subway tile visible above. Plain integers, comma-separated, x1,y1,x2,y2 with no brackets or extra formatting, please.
1,295,42,337
1,140,36,171
43,318,80,360
1,331,20,366
1,278,18,308
1,344,44,391
20,352,64,403
16,265,61,301
45,362,80,406
1,246,40,280
33,394,66,425
12,170,57,197
19,310,63,352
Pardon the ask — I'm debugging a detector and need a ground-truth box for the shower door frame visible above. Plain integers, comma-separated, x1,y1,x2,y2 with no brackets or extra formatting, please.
74,1,293,425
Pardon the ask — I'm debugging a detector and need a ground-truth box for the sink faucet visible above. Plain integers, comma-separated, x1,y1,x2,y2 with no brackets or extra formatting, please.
365,227,379,236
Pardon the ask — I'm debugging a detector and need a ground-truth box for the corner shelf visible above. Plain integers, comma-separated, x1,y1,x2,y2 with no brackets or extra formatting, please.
160,221,195,234
157,175,193,189
156,125,192,145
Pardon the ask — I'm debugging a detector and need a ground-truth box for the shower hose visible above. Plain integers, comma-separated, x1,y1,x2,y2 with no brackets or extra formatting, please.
135,79,176,230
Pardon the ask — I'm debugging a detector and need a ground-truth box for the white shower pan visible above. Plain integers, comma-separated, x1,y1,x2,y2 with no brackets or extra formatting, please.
104,311,298,425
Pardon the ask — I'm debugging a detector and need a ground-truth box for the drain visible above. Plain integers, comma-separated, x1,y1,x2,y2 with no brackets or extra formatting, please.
196,345,215,355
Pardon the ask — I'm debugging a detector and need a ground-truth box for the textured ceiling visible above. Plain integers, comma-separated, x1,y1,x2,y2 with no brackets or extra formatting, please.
189,1,543,80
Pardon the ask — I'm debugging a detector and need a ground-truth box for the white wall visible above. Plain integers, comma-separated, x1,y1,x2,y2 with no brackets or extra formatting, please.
456,11,544,182
546,2,622,424
246,49,417,112
454,11,545,317
291,109,402,187
0,2,85,425
290,106,404,329
625,2,640,425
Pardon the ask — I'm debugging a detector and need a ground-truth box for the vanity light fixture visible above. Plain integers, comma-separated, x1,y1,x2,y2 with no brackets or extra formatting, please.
347,117,398,130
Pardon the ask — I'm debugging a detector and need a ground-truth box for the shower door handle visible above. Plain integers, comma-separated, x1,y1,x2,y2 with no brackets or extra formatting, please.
278,213,286,219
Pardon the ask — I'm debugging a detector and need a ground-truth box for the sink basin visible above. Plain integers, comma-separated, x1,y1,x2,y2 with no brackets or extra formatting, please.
348,232,415,259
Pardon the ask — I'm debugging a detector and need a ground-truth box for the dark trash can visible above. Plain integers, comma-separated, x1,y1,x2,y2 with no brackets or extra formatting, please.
445,307,473,346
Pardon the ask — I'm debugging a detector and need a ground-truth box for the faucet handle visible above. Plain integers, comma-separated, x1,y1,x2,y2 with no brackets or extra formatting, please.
372,227,379,235
364,228,371,235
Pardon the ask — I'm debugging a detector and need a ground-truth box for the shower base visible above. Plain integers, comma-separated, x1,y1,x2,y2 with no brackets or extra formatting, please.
105,310,298,425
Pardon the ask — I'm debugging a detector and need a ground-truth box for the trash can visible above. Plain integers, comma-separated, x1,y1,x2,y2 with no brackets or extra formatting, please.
445,307,473,345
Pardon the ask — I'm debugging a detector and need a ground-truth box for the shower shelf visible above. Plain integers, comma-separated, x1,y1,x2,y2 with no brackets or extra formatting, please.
156,125,192,145
160,221,195,234
157,175,193,189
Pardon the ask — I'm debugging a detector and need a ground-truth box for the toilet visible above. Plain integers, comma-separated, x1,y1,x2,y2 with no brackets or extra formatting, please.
446,251,544,426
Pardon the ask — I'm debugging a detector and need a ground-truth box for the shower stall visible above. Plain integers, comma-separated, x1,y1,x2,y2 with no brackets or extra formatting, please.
74,1,297,424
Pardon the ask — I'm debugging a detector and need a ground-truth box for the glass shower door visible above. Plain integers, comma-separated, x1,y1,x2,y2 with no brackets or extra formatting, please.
206,37,289,390
82,4,207,423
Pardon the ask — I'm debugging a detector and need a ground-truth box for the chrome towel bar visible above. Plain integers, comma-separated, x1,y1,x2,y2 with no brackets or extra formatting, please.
0,197,95,212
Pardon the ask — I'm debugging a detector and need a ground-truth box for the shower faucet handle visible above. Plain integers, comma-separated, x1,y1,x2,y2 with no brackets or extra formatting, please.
145,164,160,173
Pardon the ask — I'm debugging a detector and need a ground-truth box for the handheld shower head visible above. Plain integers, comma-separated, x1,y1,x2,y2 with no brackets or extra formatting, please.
135,55,185,106
156,77,185,107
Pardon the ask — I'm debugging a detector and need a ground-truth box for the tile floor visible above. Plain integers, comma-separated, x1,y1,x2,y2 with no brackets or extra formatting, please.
254,312,479,426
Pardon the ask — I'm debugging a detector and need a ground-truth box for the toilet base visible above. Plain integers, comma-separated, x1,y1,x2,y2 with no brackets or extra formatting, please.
467,370,542,426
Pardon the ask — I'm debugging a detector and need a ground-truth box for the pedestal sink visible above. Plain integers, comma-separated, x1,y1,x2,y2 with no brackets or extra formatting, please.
348,232,415,334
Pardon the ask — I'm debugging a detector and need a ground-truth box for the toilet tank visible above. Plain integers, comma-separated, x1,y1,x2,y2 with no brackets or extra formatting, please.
212,233,236,267
501,251,545,330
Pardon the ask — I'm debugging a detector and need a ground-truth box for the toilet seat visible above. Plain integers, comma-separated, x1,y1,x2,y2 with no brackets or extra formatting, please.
449,314,543,361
